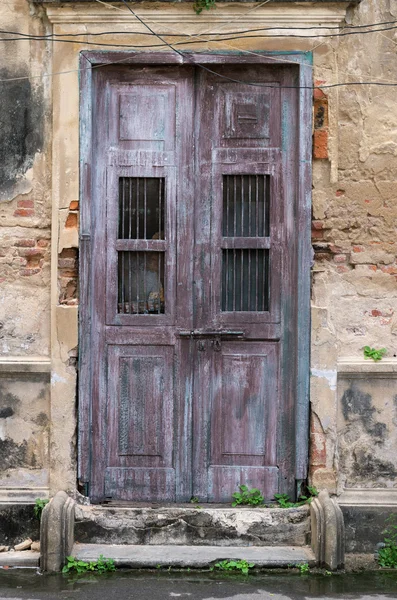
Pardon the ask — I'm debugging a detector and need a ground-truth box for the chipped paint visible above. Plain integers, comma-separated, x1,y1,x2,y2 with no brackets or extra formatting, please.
311,368,337,391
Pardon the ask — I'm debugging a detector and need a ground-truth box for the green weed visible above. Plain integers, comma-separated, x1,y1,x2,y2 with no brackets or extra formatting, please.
211,559,255,575
62,554,116,575
378,515,397,568
232,485,264,507
296,563,310,574
33,498,49,521
364,346,387,362
193,0,216,14
274,486,318,509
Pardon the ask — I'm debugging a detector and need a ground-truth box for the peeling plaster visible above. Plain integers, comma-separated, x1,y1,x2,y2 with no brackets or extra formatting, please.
311,368,337,391
51,372,66,386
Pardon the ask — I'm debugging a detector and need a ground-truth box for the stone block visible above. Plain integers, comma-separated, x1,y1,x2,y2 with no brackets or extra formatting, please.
310,490,344,570
40,491,75,572
74,505,311,548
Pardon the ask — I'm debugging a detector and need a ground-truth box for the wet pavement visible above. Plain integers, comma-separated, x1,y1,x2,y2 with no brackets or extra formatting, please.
0,569,395,600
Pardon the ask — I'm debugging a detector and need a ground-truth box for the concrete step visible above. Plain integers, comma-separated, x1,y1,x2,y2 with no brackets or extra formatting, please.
73,543,315,569
74,504,311,547
0,550,39,568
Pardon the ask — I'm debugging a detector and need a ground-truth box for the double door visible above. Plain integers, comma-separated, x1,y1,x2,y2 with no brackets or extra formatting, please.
86,63,301,503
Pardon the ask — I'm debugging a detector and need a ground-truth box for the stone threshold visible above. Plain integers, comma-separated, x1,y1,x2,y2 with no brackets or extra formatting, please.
73,543,315,568
0,551,39,568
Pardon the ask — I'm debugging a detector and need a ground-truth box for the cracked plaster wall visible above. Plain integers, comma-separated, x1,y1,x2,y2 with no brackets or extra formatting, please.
0,0,53,498
0,0,397,499
310,0,397,493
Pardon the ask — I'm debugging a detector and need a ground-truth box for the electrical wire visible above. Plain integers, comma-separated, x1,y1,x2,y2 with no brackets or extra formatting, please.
2,24,397,47
2,18,397,39
0,1,396,88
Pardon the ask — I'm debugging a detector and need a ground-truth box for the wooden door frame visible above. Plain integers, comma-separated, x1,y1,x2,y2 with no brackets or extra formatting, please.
78,50,312,499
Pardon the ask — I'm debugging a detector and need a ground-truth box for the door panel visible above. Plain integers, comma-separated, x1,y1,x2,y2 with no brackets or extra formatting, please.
191,66,294,502
105,344,175,501
211,342,279,466
87,63,300,503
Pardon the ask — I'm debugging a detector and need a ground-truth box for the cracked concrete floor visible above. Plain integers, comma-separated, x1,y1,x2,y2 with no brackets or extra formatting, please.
0,570,396,600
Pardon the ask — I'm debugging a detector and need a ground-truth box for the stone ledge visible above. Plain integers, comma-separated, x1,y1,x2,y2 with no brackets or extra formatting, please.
0,358,51,374
0,488,50,504
72,543,316,568
44,2,350,25
337,358,397,377
339,488,397,506
0,551,39,568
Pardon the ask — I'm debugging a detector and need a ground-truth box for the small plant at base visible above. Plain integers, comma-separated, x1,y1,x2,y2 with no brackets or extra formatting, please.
232,485,264,507
34,498,49,521
62,554,116,575
274,486,319,509
193,0,216,14
378,515,397,568
190,496,200,503
364,346,387,362
211,559,255,575
297,563,310,574
307,485,319,497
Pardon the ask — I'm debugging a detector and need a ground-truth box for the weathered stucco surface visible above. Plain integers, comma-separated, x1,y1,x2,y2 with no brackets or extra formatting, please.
0,0,396,502
310,0,397,495
0,0,52,499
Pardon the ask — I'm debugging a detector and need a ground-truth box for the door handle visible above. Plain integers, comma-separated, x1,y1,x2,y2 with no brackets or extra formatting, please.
178,330,244,338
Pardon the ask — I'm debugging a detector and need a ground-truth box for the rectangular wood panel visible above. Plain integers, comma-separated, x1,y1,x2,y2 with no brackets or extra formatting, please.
105,345,176,501
211,341,279,468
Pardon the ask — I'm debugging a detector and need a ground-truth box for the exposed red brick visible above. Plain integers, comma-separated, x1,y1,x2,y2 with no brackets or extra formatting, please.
59,270,78,278
380,265,397,274
371,309,382,317
69,201,79,210
352,245,365,253
336,265,349,274
329,244,343,254
312,220,324,230
18,248,43,258
65,212,78,228
17,199,34,209
58,258,76,269
335,189,345,197
310,437,327,467
37,239,49,248
311,229,325,240
313,129,328,159
14,208,34,218
59,248,77,258
313,81,327,100
334,254,347,263
14,239,35,247
20,268,41,276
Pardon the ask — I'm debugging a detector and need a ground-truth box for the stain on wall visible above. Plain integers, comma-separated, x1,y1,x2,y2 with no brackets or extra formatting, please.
0,374,50,489
338,378,397,489
0,70,44,201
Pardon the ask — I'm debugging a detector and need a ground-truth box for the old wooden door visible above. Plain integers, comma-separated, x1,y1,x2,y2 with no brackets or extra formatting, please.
84,61,302,503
